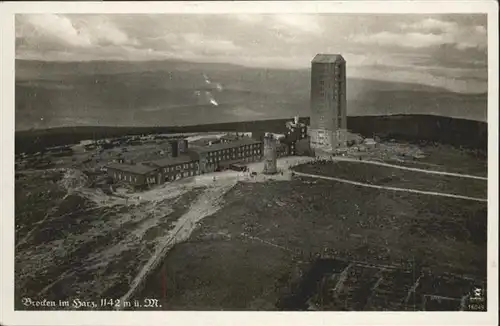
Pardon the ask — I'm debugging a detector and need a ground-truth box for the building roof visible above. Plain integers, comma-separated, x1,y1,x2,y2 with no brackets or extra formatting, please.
286,121,306,129
312,54,345,63
106,163,157,175
147,154,197,168
191,137,261,153
220,134,239,141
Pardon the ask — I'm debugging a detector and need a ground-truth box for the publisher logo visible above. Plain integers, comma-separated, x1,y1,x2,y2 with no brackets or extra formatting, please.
471,287,484,300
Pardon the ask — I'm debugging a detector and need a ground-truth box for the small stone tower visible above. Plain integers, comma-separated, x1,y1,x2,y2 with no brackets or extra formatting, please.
263,133,278,175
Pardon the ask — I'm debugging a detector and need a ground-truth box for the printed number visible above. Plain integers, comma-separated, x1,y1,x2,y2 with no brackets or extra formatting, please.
473,287,483,298
114,299,120,307
143,299,159,308
468,303,486,311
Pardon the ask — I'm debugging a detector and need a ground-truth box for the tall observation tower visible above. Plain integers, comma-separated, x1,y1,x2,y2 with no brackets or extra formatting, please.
308,54,347,152
262,133,278,175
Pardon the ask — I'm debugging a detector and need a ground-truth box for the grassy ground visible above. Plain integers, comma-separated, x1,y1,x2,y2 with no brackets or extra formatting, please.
136,175,487,310
292,160,487,199
15,170,67,242
382,143,487,177
15,170,202,310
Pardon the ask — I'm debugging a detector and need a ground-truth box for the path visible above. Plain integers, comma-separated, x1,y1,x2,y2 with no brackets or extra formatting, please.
117,181,236,309
327,157,487,181
293,171,487,203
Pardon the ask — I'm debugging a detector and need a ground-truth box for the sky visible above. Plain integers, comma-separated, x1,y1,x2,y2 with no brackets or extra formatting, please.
15,14,488,93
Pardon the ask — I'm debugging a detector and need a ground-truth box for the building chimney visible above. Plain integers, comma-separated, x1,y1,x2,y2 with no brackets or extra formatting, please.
178,139,188,153
169,140,179,157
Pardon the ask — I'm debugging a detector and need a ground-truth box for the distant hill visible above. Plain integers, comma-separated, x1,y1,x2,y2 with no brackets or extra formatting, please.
15,59,487,131
15,115,487,154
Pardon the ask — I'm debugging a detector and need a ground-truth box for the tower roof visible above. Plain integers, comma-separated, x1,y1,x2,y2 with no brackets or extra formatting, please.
312,54,345,63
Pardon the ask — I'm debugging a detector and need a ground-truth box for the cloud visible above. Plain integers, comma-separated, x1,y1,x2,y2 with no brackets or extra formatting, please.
400,18,458,34
475,25,487,35
235,14,322,35
180,33,241,53
17,14,92,47
270,14,323,34
15,14,488,93
351,17,487,51
16,14,137,50
352,31,448,49
88,18,135,46
235,14,264,24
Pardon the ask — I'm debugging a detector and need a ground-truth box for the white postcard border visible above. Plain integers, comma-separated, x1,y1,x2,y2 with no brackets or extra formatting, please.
1,1,498,325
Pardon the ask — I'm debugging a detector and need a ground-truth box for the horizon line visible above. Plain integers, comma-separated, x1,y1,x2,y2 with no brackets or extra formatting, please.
14,113,488,133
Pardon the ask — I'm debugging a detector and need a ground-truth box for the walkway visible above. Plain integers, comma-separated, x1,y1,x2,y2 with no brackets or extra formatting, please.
293,171,487,203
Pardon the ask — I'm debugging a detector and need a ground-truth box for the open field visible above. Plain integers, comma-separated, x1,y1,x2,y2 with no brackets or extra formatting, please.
135,174,487,310
292,160,487,199
381,143,487,177
328,141,487,178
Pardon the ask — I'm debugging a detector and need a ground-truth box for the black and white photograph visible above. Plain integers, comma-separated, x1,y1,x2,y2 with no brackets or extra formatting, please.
1,1,498,325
